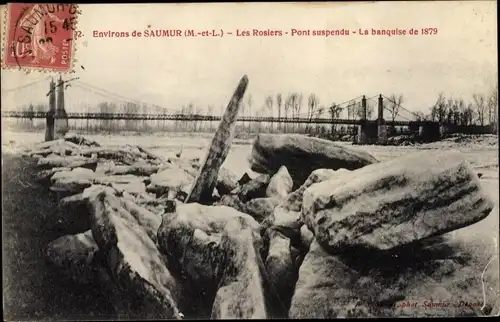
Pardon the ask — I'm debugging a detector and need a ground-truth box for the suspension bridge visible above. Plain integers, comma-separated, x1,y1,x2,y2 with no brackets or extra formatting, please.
1,76,422,123
2,76,436,144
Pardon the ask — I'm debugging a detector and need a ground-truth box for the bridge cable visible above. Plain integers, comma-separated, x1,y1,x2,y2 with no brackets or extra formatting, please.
72,82,141,106
76,80,177,114
381,94,420,119
383,106,412,121
1,76,51,93
295,95,366,118
72,82,180,114
76,81,143,105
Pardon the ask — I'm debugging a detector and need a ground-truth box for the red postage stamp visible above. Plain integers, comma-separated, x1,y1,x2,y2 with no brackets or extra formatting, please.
2,3,79,72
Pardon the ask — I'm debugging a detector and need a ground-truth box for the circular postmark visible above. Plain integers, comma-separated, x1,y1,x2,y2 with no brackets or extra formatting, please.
5,4,80,72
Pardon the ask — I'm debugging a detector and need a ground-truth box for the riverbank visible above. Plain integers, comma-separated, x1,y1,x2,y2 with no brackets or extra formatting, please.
2,154,116,320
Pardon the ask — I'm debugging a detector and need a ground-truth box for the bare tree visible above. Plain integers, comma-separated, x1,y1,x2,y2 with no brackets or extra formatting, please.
488,83,498,130
247,93,253,131
387,94,404,122
98,101,107,128
265,96,274,132
316,105,325,133
185,103,195,131
284,93,298,132
177,105,185,131
276,93,282,130
141,103,149,114
473,93,487,125
285,93,302,132
140,103,150,131
328,103,343,133
194,105,203,132
429,105,437,122
445,98,454,124
247,94,253,116
283,94,292,132
256,106,266,132
208,105,214,131
27,103,34,123
295,93,303,132
297,93,303,117
448,100,458,125
434,92,447,123
35,103,46,113
123,102,140,130
346,100,356,120
457,99,465,124
307,93,319,133
265,96,274,116
151,105,162,131
161,105,169,131
316,106,325,117
462,103,475,126
286,94,296,119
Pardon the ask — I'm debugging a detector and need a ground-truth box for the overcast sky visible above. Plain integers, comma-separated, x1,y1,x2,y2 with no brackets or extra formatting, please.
2,1,497,115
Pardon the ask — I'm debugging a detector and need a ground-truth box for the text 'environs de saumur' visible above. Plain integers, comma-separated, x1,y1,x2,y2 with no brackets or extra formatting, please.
92,27,438,39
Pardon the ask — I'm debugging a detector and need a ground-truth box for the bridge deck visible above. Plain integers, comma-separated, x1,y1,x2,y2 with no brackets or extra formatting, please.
1,111,417,126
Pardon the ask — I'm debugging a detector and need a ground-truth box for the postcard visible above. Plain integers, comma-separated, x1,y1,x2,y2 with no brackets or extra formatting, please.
1,2,498,320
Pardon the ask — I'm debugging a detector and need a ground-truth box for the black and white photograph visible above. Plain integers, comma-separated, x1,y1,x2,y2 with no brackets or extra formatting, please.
1,1,499,320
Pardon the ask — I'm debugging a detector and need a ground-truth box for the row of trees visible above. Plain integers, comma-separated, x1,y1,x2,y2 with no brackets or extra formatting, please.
241,92,382,133
15,83,498,135
421,84,498,130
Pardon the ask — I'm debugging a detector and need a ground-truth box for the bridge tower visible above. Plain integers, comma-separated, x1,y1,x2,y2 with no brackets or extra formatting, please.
45,78,56,141
377,94,388,144
361,95,367,120
55,75,69,137
356,95,368,144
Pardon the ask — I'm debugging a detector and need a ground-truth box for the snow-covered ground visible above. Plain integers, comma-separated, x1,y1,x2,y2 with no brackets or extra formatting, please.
2,130,498,216
2,131,498,178
2,130,499,313
3,130,498,240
